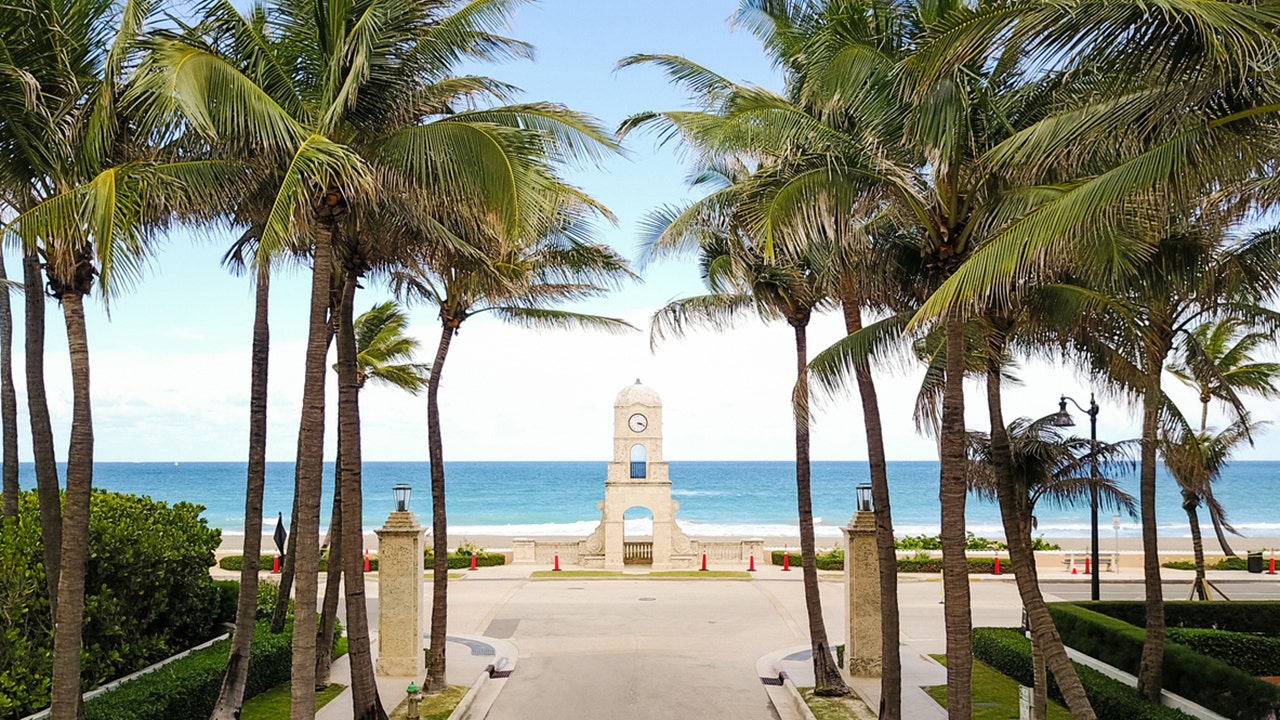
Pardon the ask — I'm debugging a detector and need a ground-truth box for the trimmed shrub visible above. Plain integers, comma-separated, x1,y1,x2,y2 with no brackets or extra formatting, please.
1048,603,1280,720
770,549,1010,573
424,549,505,569
972,627,1193,720
218,554,275,572
83,620,291,720
1078,601,1280,636
897,557,1011,574
770,549,844,571
1162,557,1250,571
0,490,223,717
1165,628,1280,677
212,581,239,626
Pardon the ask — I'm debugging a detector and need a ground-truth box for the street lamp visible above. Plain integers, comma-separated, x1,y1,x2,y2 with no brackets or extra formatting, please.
393,483,412,513
856,483,873,513
1051,393,1101,601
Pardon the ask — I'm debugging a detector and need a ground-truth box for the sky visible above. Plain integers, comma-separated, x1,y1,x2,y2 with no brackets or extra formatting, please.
13,0,1280,463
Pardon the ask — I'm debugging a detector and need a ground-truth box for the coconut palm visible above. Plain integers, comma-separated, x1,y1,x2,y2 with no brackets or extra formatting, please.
1168,318,1280,557
393,194,634,691
0,254,14,522
142,0,626,712
1159,418,1262,600
966,415,1136,720
1,3,238,717
315,300,427,688
1061,224,1280,698
635,156,849,695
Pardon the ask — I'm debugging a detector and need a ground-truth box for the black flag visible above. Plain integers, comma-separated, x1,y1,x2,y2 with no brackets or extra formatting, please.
273,512,287,557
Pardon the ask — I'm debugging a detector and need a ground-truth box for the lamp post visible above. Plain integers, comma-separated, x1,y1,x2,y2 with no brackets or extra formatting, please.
376,482,426,677
842,481,881,677
1051,393,1100,601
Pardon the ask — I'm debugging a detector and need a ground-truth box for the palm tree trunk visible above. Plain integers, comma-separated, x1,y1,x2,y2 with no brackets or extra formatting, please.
49,291,93,720
0,252,18,521
288,218,336,720
793,320,849,696
1205,486,1236,557
425,320,457,693
983,337,1095,719
25,249,61,611
316,440,342,688
839,287,899,717
334,270,386,719
939,311,971,720
1183,490,1207,600
210,264,271,720
1136,367,1165,701
1031,631,1047,720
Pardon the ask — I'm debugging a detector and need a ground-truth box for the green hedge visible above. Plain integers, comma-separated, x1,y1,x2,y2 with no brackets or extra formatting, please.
426,550,506,569
1048,603,1280,720
1077,601,1280,636
218,554,381,572
1165,628,1280,677
769,549,1010,573
0,490,223,718
1162,557,1249,571
83,620,290,720
972,627,1193,720
770,550,844,570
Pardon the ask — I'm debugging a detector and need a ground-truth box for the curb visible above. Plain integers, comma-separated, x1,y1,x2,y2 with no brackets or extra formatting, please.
448,635,518,720
756,646,817,720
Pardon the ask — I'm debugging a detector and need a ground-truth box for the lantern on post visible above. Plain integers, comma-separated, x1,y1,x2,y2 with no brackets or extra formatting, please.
393,483,412,513
856,482,873,513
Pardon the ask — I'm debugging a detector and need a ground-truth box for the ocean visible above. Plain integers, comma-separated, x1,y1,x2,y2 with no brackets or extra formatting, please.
16,461,1280,541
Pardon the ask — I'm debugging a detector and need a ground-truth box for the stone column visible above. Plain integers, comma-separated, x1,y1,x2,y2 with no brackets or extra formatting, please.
842,511,881,677
512,538,536,564
375,510,426,677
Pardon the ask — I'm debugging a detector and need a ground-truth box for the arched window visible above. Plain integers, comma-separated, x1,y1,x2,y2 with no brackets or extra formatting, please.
630,444,647,478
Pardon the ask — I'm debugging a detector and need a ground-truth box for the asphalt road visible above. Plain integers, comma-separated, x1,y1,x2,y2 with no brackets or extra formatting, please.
1042,580,1280,601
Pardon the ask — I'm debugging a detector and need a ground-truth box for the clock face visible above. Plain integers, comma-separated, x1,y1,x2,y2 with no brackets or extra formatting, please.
628,413,648,433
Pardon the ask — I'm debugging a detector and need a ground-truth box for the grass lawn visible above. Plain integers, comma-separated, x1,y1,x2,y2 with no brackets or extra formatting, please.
387,685,467,720
801,688,877,720
530,570,752,579
240,683,344,719
926,655,1072,720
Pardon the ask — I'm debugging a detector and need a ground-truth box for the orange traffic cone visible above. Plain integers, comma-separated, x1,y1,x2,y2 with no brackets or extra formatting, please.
1085,556,1092,575
783,552,790,571
553,553,561,571
993,557,1001,575
1270,556,1276,575
363,549,370,573
748,554,757,572
273,556,280,573
469,553,477,571
700,553,708,572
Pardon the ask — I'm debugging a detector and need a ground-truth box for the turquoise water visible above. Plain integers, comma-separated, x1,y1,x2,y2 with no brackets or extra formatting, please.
18,461,1280,540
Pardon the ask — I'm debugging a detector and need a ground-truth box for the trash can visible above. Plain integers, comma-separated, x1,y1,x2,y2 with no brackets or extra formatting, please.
1248,551,1264,574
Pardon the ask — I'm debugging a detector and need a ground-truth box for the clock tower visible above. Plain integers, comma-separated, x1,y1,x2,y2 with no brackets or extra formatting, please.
581,380,694,570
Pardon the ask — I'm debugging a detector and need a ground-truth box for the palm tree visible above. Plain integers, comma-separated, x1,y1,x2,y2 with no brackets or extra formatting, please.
966,415,1136,720
1159,419,1261,600
143,0,626,712
633,155,848,695
1,3,236,717
1168,318,1280,557
1060,225,1280,698
0,254,16,521
210,230,276,720
316,300,428,688
393,196,634,690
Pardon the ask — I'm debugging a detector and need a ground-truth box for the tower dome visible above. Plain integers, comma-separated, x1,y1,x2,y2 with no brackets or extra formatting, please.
614,379,662,408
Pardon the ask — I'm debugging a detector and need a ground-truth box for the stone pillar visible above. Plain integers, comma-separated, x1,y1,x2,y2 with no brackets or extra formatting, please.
375,511,426,677
842,512,881,677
